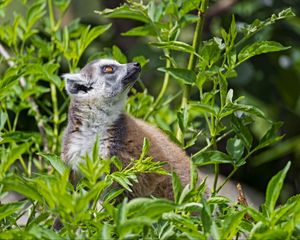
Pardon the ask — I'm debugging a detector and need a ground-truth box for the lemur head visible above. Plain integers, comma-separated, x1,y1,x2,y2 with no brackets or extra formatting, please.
63,59,141,100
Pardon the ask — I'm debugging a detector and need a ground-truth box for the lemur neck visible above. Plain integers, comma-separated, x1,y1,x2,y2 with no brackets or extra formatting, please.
69,96,126,130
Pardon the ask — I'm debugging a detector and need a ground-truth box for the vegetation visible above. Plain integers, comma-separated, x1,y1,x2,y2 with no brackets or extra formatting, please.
0,0,299,239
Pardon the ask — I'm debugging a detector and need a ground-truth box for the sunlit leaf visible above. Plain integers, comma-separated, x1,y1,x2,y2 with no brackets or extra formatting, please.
39,153,70,175
0,201,26,221
96,5,150,23
226,138,244,160
231,116,253,151
112,45,127,64
158,67,196,85
238,41,290,64
150,41,195,54
264,161,291,215
192,150,234,166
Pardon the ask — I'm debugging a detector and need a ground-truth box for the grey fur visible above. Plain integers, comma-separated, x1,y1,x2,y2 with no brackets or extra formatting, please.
62,59,140,169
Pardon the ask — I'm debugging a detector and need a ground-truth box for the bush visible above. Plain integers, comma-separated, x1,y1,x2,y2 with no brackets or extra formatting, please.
0,0,299,239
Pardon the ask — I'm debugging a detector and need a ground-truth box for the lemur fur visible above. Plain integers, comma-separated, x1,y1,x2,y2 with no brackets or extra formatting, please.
62,59,190,199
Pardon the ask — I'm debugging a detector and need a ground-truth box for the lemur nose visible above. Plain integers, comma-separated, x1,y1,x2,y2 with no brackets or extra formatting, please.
133,62,141,68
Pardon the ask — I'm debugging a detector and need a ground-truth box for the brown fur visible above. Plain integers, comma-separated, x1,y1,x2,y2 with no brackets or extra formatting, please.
107,114,190,199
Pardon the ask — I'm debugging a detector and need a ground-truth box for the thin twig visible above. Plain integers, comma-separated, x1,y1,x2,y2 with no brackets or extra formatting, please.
0,43,49,151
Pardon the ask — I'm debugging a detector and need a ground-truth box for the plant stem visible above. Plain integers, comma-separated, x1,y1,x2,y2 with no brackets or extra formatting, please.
213,164,219,194
47,0,55,31
19,156,29,175
144,51,171,121
176,3,207,143
12,111,19,131
48,0,60,153
51,83,59,153
216,167,238,193
211,104,219,194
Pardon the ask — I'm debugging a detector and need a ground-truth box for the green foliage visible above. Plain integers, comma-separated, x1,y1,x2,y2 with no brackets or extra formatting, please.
0,0,299,239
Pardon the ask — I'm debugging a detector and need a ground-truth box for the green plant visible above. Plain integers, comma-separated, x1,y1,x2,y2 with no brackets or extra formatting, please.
98,0,294,195
0,0,299,239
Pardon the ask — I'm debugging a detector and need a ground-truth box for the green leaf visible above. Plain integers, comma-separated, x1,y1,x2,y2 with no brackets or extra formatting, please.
231,116,253,151
189,102,219,116
126,198,176,219
118,217,155,238
28,225,64,240
238,41,290,64
226,138,244,160
247,206,267,223
103,188,124,204
220,103,265,119
0,131,40,144
207,196,230,204
122,24,156,37
177,107,188,133
276,7,295,18
0,143,30,175
192,150,234,166
111,156,123,171
101,223,113,240
79,24,111,56
0,73,19,99
221,210,246,239
218,72,228,107
201,198,212,234
199,38,223,69
109,172,134,192
158,67,196,85
25,1,46,33
0,201,26,221
147,1,156,22
132,55,149,67
162,212,204,238
0,111,7,130
162,129,183,147
229,15,237,47
112,45,127,64
53,0,71,11
2,176,43,202
96,5,150,23
251,229,288,240
264,161,291,215
39,153,69,175
139,138,150,161
253,122,283,152
150,41,195,54
272,194,300,225
0,230,32,239
179,0,201,16
172,172,182,203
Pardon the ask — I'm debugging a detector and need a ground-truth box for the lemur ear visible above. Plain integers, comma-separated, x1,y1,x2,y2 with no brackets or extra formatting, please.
62,73,92,95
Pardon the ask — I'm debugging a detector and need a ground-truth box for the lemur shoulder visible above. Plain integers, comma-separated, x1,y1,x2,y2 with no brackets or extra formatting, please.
62,59,190,199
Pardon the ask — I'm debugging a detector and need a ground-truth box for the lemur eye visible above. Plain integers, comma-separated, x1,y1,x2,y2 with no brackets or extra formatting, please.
103,66,114,74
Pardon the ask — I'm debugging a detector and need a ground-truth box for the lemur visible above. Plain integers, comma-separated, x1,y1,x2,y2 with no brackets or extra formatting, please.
62,59,191,199
61,59,263,206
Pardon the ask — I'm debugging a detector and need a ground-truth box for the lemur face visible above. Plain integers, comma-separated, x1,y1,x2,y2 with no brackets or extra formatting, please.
63,59,141,99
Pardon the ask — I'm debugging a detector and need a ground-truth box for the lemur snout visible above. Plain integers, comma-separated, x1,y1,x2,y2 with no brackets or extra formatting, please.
133,62,141,68
123,62,141,85
127,62,141,72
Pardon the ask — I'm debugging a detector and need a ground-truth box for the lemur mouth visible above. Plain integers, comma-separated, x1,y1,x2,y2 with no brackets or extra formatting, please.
122,62,141,86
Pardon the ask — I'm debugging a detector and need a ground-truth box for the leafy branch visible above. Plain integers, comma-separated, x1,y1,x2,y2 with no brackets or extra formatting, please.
0,43,49,151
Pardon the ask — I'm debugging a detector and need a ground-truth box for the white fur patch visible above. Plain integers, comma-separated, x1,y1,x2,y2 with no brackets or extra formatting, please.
64,96,126,170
